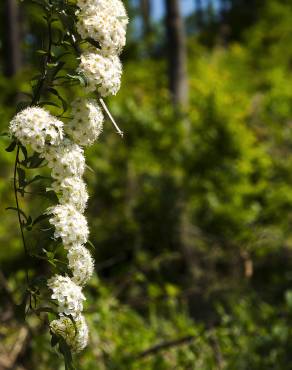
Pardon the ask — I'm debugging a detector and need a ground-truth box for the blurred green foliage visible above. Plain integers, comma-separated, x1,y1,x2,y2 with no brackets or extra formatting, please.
1,0,292,368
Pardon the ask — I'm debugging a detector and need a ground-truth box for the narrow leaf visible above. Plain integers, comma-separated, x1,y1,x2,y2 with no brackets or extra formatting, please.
5,141,17,152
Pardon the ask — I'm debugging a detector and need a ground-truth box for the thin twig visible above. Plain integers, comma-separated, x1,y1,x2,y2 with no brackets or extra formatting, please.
134,335,196,360
31,11,53,106
99,98,124,137
13,145,29,286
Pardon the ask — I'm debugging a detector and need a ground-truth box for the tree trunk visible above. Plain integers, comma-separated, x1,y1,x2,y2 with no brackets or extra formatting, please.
3,0,22,77
165,0,188,108
140,0,151,37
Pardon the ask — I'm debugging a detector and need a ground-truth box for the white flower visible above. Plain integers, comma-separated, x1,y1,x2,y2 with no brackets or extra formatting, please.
48,204,89,246
42,139,85,179
78,49,122,96
76,0,128,55
9,107,63,153
50,177,89,213
50,314,89,353
77,0,127,15
66,98,104,146
68,245,94,286
48,275,85,317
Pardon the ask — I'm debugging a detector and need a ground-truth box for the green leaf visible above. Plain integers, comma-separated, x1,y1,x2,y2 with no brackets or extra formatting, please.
20,144,28,160
33,213,50,226
36,49,48,56
39,101,60,108
21,152,44,169
5,140,17,152
86,37,101,49
47,62,59,68
55,51,71,61
48,87,68,113
67,73,88,87
59,337,75,370
17,167,26,188
87,240,96,251
86,164,94,173
16,101,30,112
51,333,59,347
25,216,33,228
26,175,50,186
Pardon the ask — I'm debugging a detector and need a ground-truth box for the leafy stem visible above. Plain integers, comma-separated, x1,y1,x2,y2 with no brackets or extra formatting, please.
13,145,30,286
31,8,53,105
13,2,56,309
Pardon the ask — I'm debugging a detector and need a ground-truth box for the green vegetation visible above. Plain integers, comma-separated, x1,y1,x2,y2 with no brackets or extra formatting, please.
1,0,292,368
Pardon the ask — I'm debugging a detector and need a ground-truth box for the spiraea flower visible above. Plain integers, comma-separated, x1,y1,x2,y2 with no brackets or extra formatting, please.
77,0,128,22
42,139,85,179
78,49,122,96
48,275,85,317
48,204,89,246
66,98,104,146
68,245,94,286
76,0,128,55
44,0,129,353
50,177,89,213
50,314,89,353
9,107,63,153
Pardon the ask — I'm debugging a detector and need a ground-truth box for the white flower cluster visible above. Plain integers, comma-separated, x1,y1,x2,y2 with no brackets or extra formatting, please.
48,204,89,246
78,49,122,96
50,177,88,213
66,98,104,146
68,245,94,286
43,138,85,179
76,0,128,97
48,275,85,317
50,315,89,353
77,0,128,55
9,107,64,153
9,0,128,354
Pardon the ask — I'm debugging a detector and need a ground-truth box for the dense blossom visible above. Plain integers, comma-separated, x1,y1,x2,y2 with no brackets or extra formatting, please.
50,177,89,213
76,0,128,55
16,0,130,353
68,244,94,286
48,275,85,317
50,314,89,353
9,107,63,153
42,139,85,179
66,98,104,146
78,49,122,96
48,204,89,246
77,0,127,16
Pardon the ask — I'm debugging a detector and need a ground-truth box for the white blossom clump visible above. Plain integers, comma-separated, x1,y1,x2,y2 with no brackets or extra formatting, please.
50,314,89,353
9,107,63,153
76,0,128,55
42,139,85,179
77,0,127,16
78,49,122,96
48,204,89,246
48,275,85,317
66,98,104,146
50,177,89,213
68,245,94,286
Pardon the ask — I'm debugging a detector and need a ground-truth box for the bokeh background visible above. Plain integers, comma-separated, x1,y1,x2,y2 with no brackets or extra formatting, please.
1,0,292,368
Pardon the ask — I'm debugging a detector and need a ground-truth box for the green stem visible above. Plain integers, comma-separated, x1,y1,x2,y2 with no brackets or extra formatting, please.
13,145,30,285
13,9,55,306
31,12,53,105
